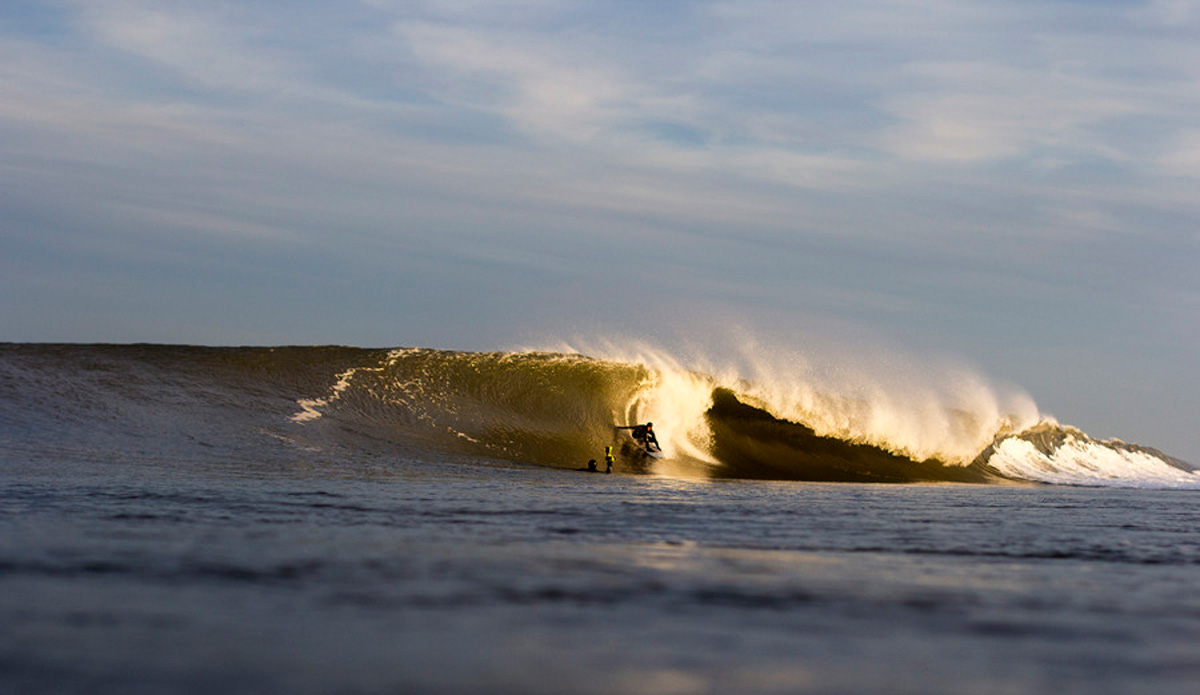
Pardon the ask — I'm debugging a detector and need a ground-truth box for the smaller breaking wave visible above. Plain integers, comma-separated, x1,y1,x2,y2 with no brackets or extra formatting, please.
978,422,1200,489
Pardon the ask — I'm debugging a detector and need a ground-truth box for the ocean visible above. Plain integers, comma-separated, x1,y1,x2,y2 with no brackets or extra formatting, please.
2,343,1198,694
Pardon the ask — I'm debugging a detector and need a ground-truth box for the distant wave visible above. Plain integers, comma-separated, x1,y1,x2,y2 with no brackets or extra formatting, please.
1,343,1195,488
977,422,1197,489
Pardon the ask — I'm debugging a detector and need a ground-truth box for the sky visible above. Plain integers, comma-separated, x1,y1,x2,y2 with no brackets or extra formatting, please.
2,0,1198,460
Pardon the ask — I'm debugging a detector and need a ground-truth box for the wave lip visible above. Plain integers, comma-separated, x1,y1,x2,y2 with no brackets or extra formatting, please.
703,388,998,483
978,423,1199,489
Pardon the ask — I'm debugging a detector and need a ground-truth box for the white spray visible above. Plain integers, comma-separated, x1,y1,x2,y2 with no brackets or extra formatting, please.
550,331,1041,466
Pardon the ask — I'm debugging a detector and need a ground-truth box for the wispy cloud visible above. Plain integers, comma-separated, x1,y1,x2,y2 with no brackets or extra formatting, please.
879,61,1142,163
1159,130,1200,180
69,1,296,94
395,19,635,143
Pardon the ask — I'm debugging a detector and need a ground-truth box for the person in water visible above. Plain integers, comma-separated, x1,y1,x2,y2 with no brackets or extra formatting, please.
578,454,612,474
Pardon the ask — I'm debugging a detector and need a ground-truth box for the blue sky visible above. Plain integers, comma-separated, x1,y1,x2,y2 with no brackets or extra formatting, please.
2,0,1198,459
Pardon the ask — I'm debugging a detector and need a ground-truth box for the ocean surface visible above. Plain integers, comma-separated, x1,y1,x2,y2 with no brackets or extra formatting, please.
2,344,1198,694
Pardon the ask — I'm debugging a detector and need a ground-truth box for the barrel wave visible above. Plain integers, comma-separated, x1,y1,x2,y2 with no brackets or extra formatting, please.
2,343,1195,488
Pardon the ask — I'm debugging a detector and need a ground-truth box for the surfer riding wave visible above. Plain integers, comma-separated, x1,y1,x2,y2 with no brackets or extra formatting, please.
616,422,662,456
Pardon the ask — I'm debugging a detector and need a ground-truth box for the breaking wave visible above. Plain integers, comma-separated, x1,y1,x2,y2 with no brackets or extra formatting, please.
1,343,1194,488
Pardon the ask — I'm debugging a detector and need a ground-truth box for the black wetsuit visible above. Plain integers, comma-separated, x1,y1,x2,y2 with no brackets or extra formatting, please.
621,424,658,451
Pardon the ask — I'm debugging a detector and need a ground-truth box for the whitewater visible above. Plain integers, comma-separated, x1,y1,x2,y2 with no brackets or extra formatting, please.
3,342,1199,695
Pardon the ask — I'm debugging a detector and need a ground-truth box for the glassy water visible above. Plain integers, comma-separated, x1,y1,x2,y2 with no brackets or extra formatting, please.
3,453,1198,694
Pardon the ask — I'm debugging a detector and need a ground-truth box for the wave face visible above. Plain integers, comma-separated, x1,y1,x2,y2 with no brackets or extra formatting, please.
292,348,657,469
1,343,1194,488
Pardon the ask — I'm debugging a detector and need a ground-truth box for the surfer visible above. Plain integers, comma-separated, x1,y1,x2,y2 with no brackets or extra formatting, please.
578,459,600,473
604,446,614,474
616,422,661,453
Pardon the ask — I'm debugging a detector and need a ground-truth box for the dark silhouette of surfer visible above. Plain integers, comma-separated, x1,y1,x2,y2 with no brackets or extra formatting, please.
617,422,660,453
